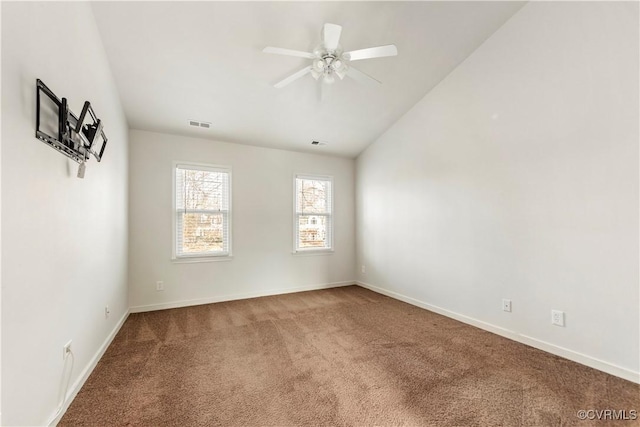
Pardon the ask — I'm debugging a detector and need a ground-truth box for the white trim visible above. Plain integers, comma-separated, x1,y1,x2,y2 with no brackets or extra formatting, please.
174,162,229,173
47,309,130,426
292,249,334,256
295,173,334,181
172,255,233,264
356,281,640,384
130,281,355,313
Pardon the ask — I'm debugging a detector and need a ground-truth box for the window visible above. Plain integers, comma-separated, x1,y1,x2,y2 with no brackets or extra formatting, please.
174,163,231,258
294,175,333,252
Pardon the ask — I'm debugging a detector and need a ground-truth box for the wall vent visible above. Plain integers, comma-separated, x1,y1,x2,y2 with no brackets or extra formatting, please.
189,119,212,128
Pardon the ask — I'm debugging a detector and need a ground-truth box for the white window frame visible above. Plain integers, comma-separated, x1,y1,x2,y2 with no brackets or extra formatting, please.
293,174,334,254
172,161,232,262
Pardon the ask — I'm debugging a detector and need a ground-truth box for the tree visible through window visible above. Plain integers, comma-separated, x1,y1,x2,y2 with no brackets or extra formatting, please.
175,164,231,257
295,175,333,251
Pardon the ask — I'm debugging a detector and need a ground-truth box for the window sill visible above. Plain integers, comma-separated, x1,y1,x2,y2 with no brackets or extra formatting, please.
172,255,233,264
292,250,334,257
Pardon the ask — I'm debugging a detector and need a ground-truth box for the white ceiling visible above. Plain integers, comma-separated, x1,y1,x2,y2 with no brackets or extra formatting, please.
91,1,525,157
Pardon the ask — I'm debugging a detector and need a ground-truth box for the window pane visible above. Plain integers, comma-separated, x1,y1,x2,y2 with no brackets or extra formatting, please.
177,169,229,211
180,212,225,254
298,215,329,249
296,179,329,214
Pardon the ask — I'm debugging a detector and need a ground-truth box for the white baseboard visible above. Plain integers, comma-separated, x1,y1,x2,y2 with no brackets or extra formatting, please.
130,281,356,313
356,281,640,384
47,309,130,426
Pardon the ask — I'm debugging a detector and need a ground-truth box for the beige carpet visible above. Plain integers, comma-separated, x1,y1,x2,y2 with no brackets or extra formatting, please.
60,286,639,426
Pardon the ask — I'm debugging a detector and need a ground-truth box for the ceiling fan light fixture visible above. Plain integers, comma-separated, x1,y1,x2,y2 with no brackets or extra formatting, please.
324,73,335,84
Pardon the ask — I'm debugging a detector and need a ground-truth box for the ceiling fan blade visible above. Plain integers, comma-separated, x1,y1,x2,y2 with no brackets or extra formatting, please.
263,47,315,59
344,45,398,61
346,66,381,86
274,66,312,88
322,23,342,51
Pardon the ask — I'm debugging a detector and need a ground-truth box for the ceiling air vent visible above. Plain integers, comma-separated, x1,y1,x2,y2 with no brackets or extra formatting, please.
189,119,212,129
311,140,328,146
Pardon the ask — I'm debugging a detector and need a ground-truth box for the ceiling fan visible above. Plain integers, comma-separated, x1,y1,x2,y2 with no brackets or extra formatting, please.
263,23,398,89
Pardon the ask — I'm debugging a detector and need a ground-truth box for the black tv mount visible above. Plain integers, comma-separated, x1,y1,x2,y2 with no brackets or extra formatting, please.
35,79,108,178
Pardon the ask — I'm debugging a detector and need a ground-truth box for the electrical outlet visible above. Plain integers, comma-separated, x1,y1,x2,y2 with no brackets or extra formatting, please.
551,310,565,327
502,299,512,312
156,281,164,291
63,340,72,359
104,305,110,319
361,265,366,274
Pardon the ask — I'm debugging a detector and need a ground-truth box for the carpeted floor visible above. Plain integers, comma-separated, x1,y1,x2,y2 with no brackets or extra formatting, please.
60,285,639,426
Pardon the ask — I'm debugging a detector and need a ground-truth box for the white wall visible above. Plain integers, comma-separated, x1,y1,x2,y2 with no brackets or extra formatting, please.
0,3,3,420
356,2,639,381
1,3,129,425
129,129,355,310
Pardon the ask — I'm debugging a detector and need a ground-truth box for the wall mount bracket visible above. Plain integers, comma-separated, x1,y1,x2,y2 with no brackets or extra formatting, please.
35,79,108,177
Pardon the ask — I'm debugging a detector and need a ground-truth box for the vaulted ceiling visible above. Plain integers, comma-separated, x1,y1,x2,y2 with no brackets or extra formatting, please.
92,1,525,157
